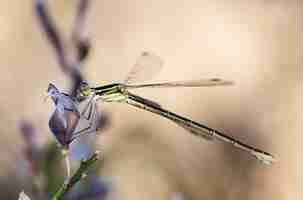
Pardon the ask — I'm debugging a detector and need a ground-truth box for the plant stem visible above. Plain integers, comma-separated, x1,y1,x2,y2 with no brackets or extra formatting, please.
51,151,100,200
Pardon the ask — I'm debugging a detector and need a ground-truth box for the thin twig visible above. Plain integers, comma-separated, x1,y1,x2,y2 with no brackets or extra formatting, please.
34,0,86,97
51,151,101,200
34,0,70,73
70,0,92,97
72,0,91,62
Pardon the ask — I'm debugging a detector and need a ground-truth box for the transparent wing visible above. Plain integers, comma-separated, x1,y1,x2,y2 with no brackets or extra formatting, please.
124,52,164,84
125,78,234,89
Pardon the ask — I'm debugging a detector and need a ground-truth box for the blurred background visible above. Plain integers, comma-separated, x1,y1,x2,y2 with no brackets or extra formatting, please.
0,0,301,199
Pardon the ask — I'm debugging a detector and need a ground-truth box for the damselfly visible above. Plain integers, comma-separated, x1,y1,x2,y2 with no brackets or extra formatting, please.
49,52,275,166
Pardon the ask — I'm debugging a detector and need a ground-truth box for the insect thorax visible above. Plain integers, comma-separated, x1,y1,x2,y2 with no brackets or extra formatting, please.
94,83,128,102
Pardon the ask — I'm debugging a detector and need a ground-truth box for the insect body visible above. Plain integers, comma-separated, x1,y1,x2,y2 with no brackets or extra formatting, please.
91,82,274,164
48,52,275,168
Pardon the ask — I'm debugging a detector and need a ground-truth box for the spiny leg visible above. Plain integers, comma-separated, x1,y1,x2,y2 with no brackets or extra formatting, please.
71,99,98,141
81,94,96,119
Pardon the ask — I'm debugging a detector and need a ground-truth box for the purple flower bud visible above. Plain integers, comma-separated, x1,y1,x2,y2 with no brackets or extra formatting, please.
19,119,35,144
47,83,80,148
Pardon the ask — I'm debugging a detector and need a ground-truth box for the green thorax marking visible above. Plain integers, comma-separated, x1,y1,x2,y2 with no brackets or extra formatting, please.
92,83,127,102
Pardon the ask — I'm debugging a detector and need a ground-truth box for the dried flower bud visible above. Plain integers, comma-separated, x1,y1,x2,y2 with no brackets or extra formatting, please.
19,119,40,174
47,83,80,148
95,110,110,132
19,119,35,144
77,38,91,62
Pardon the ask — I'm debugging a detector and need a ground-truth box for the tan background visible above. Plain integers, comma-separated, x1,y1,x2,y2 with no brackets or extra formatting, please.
0,0,302,199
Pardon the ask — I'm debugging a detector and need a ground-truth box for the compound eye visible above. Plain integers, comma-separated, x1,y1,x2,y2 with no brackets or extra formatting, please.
76,83,91,102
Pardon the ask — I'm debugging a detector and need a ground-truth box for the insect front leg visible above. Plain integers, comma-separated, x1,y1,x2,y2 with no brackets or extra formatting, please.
80,93,96,119
70,98,99,141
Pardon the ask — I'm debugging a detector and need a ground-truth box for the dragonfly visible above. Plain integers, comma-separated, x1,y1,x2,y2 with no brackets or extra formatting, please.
48,52,275,171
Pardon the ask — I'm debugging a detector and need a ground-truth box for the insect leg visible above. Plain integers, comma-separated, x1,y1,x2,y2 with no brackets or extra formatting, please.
70,99,98,141
80,94,96,119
